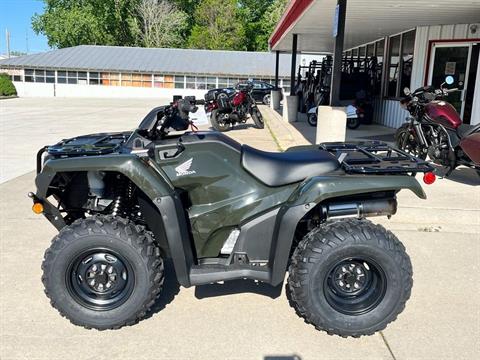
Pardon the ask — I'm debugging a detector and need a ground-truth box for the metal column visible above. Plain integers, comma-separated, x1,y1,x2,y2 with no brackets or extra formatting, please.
330,0,347,106
290,34,298,96
275,51,280,89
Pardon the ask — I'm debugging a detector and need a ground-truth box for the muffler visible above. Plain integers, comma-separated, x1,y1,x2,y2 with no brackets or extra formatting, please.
321,198,397,220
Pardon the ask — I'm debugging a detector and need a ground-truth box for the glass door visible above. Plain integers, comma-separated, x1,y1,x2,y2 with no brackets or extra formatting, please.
428,43,472,119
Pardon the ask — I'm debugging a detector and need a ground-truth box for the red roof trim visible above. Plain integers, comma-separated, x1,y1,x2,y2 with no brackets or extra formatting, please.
269,0,314,50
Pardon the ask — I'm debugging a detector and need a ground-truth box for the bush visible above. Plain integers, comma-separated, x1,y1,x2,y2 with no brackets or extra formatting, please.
0,73,17,96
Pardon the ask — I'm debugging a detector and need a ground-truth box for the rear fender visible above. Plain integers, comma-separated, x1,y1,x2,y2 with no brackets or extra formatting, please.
269,175,425,285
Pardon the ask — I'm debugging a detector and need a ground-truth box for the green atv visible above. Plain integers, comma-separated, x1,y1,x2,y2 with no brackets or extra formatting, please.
31,97,434,336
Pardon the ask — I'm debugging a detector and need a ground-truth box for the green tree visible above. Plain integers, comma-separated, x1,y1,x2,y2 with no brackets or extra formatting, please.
187,0,247,51
0,74,17,96
32,0,141,48
255,0,288,51
238,0,273,51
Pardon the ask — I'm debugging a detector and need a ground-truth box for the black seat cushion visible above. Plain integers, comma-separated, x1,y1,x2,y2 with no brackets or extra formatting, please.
241,145,340,187
457,123,480,139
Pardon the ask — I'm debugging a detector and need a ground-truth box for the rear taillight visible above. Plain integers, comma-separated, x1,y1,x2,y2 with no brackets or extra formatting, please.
423,172,436,185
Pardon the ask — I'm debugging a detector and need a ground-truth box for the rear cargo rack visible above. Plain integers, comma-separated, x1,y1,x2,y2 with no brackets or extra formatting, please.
320,141,434,174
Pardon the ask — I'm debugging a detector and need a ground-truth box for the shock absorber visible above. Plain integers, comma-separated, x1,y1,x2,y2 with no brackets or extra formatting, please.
111,175,127,217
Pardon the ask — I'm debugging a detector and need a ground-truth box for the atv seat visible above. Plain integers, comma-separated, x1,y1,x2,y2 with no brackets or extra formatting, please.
241,145,340,186
457,123,480,139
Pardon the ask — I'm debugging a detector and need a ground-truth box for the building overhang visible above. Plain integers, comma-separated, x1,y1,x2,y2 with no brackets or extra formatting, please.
269,0,480,53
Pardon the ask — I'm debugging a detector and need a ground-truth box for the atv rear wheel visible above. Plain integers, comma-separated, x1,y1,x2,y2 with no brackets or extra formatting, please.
288,219,412,337
251,108,264,129
42,215,164,330
210,109,230,132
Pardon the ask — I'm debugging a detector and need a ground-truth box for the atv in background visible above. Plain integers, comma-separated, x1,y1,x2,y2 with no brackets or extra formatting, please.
31,96,435,336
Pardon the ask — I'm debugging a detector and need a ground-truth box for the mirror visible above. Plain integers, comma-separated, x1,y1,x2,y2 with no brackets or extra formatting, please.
445,76,454,85
403,87,411,96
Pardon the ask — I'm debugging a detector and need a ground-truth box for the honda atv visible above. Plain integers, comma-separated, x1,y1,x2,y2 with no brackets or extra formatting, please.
31,96,435,337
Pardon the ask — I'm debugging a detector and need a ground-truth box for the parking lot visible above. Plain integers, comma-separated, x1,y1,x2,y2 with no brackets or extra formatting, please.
0,98,479,360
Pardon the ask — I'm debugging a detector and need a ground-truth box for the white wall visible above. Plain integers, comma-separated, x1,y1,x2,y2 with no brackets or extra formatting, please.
376,23,480,128
12,82,208,99
410,23,480,90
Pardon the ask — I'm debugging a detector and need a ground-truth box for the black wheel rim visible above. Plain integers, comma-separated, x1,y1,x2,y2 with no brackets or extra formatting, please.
67,248,134,311
324,258,386,316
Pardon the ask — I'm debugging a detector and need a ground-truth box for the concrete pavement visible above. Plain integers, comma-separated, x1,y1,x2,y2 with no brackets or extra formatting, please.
1,98,479,359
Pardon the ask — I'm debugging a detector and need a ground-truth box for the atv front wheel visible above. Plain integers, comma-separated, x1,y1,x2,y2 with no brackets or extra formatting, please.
251,108,264,129
42,215,164,330
210,110,230,132
288,219,412,337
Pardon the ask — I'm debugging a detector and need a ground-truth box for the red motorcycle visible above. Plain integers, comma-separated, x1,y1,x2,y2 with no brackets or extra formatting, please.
395,76,480,177
207,82,264,132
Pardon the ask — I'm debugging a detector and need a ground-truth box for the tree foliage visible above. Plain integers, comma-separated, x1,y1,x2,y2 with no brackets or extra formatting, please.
0,74,17,96
32,0,289,51
187,0,246,50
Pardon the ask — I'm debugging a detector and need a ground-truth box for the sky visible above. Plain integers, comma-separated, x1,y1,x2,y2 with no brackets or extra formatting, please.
0,0,49,55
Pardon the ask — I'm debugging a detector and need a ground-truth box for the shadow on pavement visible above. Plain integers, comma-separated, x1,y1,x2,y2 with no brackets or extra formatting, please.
145,259,181,318
264,356,302,360
195,279,283,299
432,165,480,186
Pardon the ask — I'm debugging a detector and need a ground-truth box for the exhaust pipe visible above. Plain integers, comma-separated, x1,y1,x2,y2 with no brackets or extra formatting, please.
321,198,397,220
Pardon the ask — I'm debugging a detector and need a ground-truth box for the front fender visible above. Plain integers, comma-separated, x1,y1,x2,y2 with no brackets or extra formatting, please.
35,154,174,200
287,174,426,207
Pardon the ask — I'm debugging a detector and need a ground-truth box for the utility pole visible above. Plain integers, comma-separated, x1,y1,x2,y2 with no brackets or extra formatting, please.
6,28,11,58
26,28,29,54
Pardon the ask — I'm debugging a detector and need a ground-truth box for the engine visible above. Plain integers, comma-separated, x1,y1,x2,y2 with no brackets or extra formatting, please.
424,125,451,166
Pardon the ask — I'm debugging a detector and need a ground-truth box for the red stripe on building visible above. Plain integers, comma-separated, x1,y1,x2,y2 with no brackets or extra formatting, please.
269,0,314,50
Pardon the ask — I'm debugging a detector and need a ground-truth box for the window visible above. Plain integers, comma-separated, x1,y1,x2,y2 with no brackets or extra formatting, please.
218,77,228,88
207,77,216,89
57,71,67,84
384,30,416,98
366,44,375,57
400,30,415,92
196,76,206,90
282,79,290,93
109,73,120,86
359,46,366,58
89,72,100,85
371,39,385,96
67,71,77,84
174,75,185,89
78,71,87,85
45,70,55,83
352,48,358,59
122,73,133,86
25,69,34,82
227,78,238,87
35,69,45,83
387,35,401,97
13,75,22,82
186,76,195,89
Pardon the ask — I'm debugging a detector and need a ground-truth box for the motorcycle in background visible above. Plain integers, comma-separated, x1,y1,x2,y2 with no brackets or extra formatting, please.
206,82,264,132
307,104,364,129
395,76,480,176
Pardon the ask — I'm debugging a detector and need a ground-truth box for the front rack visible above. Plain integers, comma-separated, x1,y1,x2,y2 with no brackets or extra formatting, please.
320,141,434,174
